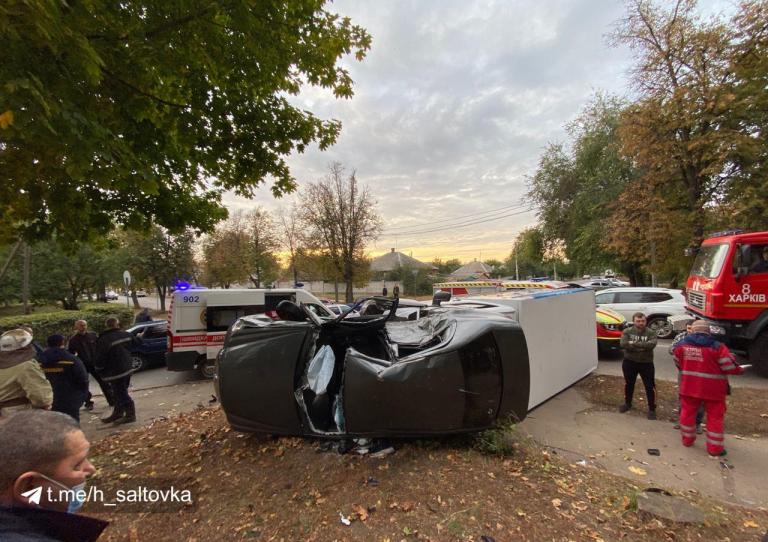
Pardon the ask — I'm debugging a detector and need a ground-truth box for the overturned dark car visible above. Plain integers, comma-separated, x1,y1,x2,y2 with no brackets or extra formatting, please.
215,297,532,438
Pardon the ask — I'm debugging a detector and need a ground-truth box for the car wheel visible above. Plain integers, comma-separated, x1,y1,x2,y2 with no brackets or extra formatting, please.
131,354,147,372
647,317,674,339
197,358,216,379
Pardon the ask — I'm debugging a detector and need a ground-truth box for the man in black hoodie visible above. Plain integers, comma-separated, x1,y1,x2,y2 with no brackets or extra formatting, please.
94,318,140,424
39,335,89,423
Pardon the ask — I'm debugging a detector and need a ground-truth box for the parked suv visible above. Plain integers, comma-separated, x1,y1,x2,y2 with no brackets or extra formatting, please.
594,287,686,339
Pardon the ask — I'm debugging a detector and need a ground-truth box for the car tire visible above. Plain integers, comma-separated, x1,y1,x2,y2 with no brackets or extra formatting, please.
131,354,148,372
647,317,674,339
197,358,216,379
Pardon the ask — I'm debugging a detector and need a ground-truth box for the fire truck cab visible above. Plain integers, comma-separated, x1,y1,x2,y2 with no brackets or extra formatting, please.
166,288,334,378
683,230,768,375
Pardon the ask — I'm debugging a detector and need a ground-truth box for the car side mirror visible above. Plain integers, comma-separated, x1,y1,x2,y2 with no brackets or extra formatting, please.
432,290,451,306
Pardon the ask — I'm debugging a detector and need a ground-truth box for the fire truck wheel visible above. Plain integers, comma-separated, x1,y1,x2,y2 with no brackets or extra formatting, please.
749,330,768,377
197,358,216,379
647,317,674,339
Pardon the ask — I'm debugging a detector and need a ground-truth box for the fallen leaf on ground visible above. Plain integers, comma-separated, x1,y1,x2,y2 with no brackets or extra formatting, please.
551,498,562,509
628,466,647,476
743,520,759,528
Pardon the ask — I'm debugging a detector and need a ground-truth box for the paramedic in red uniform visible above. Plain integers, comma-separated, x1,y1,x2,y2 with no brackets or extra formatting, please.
673,320,744,456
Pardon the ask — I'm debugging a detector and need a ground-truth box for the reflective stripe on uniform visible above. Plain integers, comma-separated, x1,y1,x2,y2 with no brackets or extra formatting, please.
680,370,727,380
717,357,733,365
680,424,696,431
706,431,724,438
720,364,736,371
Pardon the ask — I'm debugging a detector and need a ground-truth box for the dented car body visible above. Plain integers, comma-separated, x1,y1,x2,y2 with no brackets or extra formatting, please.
215,298,531,437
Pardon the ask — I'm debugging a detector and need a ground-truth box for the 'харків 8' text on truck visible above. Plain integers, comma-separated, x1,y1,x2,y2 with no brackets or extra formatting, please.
675,230,768,376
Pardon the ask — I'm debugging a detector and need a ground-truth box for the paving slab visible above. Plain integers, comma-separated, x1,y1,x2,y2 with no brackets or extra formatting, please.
520,386,768,509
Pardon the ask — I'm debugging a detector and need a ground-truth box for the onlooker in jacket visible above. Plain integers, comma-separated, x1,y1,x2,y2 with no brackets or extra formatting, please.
619,313,658,419
39,335,90,423
0,329,52,417
673,320,744,456
133,308,152,324
94,318,140,424
68,320,114,409
0,409,108,541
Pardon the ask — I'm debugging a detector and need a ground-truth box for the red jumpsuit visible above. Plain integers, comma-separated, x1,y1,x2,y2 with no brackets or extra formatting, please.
672,336,743,455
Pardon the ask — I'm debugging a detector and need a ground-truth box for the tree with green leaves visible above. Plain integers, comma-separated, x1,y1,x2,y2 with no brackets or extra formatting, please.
246,208,280,288
299,163,382,302
505,228,547,280
0,0,371,244
527,95,642,278
612,0,738,244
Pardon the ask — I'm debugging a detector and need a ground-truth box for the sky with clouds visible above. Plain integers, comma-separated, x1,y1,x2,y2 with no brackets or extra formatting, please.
225,0,731,264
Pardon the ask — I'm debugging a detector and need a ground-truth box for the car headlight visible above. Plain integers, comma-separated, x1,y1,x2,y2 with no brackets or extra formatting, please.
709,324,726,335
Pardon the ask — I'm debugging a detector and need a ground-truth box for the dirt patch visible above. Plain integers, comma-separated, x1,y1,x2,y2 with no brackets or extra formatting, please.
85,407,768,541
577,374,768,437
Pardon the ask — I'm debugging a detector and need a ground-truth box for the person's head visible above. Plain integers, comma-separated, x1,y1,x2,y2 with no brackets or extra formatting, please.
632,313,647,330
46,334,65,348
0,410,95,512
691,320,710,335
74,320,88,334
685,322,693,334
105,317,120,330
0,328,33,352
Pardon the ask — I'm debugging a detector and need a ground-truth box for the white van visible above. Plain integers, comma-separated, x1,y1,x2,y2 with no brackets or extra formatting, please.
166,288,334,377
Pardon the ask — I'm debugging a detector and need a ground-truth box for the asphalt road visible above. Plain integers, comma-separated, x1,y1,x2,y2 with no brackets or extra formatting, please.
597,338,768,390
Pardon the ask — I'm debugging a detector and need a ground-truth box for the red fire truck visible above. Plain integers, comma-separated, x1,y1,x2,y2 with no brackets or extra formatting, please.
681,230,768,376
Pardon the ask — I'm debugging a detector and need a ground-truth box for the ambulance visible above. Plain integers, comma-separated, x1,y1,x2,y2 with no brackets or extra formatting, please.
166,288,334,378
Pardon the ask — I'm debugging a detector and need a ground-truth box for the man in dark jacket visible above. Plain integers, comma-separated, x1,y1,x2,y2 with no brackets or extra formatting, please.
0,410,108,541
68,320,114,409
133,308,152,324
94,318,140,424
619,312,658,419
39,335,90,423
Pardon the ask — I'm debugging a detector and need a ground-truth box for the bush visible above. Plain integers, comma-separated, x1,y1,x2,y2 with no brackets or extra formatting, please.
0,304,134,342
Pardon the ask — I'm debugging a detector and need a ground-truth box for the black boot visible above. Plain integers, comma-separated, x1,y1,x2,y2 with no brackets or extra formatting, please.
114,403,136,424
101,406,124,423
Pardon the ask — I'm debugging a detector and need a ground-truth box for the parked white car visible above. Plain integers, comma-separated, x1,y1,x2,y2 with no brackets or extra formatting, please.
594,287,686,339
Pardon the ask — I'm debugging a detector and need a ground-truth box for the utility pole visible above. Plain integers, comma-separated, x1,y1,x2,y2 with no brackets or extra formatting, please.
22,243,31,314
553,260,558,281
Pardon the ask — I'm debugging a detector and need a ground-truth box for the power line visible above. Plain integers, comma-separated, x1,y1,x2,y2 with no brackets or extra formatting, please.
381,206,538,236
383,202,529,233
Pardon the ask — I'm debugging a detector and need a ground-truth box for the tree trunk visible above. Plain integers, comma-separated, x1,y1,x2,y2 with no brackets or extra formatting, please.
22,243,31,314
157,282,167,312
131,290,140,308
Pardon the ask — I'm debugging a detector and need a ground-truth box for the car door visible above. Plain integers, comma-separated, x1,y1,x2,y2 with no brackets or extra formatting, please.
139,323,170,362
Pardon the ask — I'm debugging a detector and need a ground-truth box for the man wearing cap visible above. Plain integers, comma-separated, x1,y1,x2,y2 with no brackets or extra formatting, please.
673,320,744,456
0,329,53,417
39,335,90,423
